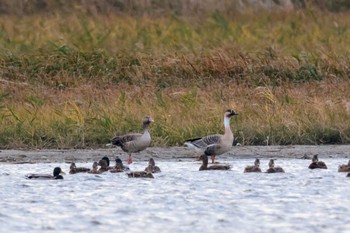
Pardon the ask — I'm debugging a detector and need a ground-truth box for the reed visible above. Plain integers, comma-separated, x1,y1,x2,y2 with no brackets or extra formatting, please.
0,9,349,148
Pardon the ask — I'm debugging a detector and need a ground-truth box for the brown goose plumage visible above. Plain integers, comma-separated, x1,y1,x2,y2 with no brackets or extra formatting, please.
184,109,238,164
110,116,153,164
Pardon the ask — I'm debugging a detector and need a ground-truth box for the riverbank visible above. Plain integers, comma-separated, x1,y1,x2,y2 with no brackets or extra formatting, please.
0,145,349,164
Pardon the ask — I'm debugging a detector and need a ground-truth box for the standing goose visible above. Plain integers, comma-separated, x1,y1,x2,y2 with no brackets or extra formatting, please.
308,154,327,169
198,155,231,171
25,167,65,180
110,116,154,164
266,159,285,173
338,160,350,172
184,109,238,164
244,159,262,173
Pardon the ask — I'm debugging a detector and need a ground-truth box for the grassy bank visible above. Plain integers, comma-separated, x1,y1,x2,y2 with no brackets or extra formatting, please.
0,10,350,148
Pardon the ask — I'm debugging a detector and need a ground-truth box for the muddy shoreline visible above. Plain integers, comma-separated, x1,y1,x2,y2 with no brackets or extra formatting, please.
0,145,349,164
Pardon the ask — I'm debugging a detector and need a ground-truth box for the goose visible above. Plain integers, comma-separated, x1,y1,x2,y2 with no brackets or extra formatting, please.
25,167,65,180
244,159,262,173
127,171,154,178
198,155,231,171
88,162,100,174
144,158,161,173
338,160,350,172
266,159,285,173
110,157,130,173
184,109,238,164
308,154,327,169
110,116,154,164
69,162,91,174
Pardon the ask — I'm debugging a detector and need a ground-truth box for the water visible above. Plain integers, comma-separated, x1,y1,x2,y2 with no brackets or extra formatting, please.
0,158,349,233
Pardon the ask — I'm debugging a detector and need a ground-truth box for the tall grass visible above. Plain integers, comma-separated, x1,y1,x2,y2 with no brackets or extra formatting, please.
0,9,349,148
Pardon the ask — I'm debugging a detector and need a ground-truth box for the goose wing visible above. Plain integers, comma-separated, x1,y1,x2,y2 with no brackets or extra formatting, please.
185,134,222,149
111,133,142,146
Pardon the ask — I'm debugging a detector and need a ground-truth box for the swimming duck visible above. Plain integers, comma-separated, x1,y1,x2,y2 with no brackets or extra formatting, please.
144,158,161,173
88,162,100,174
308,154,327,169
98,159,110,173
25,167,65,180
266,159,285,173
198,154,231,171
109,116,154,164
244,159,262,173
338,160,350,172
127,171,154,178
110,157,130,173
69,162,91,174
184,109,238,164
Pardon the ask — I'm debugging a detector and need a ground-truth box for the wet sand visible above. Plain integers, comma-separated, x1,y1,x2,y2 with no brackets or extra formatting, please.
0,145,349,164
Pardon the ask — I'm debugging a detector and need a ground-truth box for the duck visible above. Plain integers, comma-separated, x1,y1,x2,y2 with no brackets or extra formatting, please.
25,167,65,180
308,154,327,169
98,159,110,173
110,157,130,173
338,160,350,172
127,171,154,178
184,109,238,164
266,159,285,173
109,116,154,164
144,158,161,173
88,162,100,174
69,162,91,174
244,159,262,173
198,154,231,171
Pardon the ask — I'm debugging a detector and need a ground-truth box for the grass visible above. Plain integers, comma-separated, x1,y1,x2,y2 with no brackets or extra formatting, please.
0,9,350,148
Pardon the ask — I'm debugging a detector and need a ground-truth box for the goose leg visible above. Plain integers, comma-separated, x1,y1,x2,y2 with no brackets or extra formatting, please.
127,154,133,164
211,155,216,164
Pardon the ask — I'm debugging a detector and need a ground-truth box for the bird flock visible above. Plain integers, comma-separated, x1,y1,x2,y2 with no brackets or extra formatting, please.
24,109,350,179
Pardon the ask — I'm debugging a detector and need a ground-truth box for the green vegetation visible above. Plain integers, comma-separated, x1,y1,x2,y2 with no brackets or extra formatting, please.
0,7,349,148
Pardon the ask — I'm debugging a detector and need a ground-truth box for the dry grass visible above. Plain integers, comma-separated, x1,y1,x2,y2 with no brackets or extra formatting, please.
0,9,349,148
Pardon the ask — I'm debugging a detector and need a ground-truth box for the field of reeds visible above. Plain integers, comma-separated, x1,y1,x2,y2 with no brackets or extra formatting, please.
0,6,350,149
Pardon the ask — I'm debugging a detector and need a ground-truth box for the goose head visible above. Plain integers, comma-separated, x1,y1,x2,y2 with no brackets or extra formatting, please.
254,158,260,167
225,109,238,118
268,159,275,168
143,116,154,128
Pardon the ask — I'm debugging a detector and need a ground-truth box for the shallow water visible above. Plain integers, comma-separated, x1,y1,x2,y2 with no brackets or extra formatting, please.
0,158,349,233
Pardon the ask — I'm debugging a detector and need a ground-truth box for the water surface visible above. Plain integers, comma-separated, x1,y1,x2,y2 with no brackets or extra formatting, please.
0,158,349,233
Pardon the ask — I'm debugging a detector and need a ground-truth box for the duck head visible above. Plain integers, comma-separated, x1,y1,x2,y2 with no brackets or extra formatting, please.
101,156,110,166
312,154,319,163
268,159,275,168
149,158,156,166
115,157,124,168
53,167,65,177
254,159,260,167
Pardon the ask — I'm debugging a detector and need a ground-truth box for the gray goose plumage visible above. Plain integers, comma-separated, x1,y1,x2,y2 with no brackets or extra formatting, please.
110,116,153,164
184,109,238,163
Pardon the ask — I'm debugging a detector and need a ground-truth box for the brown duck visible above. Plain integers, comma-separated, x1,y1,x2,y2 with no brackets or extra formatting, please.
198,154,231,171
127,171,154,178
244,159,262,173
308,155,327,169
144,158,161,173
338,160,350,172
266,159,285,173
69,162,91,174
